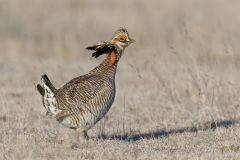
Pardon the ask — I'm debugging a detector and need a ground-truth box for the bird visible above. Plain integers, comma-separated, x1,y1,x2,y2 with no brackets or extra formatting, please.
36,28,134,140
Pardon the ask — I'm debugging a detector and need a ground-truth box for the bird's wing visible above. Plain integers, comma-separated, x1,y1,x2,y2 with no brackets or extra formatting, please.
56,75,111,113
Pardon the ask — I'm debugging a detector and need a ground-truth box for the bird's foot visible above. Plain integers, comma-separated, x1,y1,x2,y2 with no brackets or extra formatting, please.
75,128,89,143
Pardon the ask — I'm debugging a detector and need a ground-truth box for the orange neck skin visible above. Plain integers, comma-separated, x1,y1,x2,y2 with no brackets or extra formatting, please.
110,51,117,65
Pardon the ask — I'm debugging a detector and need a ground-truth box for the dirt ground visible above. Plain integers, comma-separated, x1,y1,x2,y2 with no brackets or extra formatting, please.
0,0,240,159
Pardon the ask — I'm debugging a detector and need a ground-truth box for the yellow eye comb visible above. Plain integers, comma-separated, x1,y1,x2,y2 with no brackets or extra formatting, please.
116,34,127,41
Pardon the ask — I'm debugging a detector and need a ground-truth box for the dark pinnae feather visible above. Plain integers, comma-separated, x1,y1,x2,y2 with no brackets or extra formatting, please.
86,41,116,58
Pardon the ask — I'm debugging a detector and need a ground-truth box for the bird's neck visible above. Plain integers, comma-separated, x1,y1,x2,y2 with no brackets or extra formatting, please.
89,50,122,76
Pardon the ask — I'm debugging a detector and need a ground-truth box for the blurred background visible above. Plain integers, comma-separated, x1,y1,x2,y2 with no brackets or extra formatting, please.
0,0,240,63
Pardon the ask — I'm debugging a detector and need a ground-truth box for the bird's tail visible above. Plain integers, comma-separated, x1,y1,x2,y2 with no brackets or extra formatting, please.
36,74,56,96
36,74,60,116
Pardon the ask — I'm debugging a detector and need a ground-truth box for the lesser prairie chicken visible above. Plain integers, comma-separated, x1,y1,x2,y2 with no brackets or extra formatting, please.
36,28,134,140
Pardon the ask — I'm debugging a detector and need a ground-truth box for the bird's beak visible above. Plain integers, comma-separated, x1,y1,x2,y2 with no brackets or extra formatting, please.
128,37,135,44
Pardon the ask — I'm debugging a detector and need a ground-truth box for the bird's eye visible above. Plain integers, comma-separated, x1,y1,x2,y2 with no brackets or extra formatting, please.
115,34,127,42
119,37,125,41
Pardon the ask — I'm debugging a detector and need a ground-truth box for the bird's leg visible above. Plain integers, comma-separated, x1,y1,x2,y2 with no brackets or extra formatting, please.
83,130,89,140
75,128,83,138
75,128,89,141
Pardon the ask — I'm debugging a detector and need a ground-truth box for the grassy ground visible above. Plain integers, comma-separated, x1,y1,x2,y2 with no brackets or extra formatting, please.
0,0,240,159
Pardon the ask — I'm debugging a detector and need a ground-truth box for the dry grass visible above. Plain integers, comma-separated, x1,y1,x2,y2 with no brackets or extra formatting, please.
0,0,240,159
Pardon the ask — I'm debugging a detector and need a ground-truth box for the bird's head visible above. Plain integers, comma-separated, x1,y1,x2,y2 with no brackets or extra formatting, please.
111,27,135,50
86,28,134,63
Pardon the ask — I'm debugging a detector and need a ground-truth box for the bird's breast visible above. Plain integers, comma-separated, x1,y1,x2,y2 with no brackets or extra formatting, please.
81,80,116,130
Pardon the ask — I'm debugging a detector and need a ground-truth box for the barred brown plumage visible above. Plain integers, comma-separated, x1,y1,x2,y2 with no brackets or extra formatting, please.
36,28,134,140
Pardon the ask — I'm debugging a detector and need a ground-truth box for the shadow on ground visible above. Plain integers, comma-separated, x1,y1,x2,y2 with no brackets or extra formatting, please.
97,119,240,142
